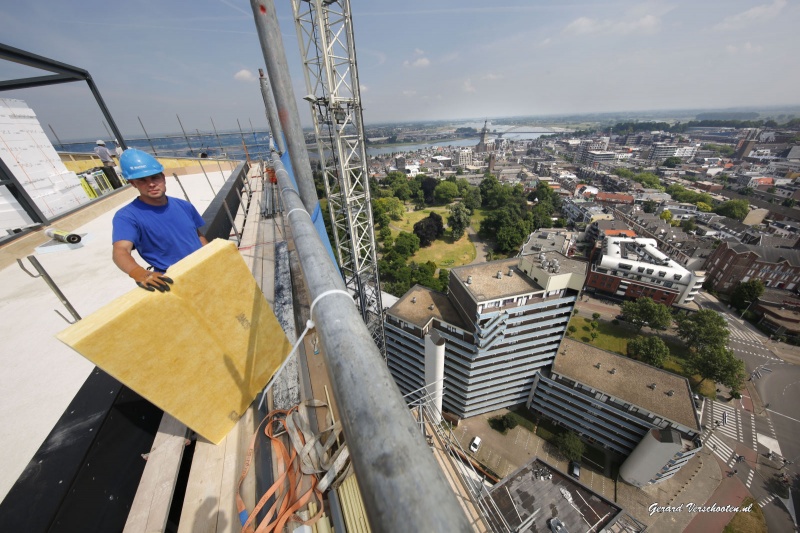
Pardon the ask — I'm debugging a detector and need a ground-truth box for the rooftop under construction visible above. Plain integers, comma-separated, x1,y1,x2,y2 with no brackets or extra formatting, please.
0,1,508,532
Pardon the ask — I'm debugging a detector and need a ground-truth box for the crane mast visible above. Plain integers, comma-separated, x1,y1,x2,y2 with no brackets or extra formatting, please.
291,0,386,356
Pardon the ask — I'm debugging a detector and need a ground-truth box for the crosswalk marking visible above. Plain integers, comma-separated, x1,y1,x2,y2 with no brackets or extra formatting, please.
758,494,776,507
746,469,754,488
709,401,742,441
703,432,736,466
727,326,762,343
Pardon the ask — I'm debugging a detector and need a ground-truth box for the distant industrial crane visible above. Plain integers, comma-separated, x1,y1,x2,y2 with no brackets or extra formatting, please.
291,0,386,356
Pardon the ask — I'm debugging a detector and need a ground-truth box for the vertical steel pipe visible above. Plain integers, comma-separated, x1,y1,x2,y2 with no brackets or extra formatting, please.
250,0,318,214
258,68,286,154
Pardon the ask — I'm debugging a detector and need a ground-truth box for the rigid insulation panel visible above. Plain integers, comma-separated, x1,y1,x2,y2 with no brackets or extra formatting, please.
57,239,292,444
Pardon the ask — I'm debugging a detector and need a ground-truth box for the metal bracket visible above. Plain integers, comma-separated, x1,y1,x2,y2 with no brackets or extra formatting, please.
17,255,82,324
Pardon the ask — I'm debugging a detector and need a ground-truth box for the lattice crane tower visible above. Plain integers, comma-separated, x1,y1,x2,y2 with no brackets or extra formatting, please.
291,0,386,356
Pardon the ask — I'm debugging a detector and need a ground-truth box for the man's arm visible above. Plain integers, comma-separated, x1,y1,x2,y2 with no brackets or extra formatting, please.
113,240,172,292
198,230,209,246
112,240,140,275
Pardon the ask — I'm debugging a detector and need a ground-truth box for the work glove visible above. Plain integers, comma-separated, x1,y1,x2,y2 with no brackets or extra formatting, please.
129,266,173,292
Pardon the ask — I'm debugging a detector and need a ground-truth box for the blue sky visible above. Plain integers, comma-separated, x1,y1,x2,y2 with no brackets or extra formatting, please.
0,0,797,141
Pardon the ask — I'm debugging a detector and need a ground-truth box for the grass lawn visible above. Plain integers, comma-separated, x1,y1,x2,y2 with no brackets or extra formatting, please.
568,316,716,397
723,497,767,533
411,229,476,267
470,207,489,231
391,205,450,234
388,204,477,267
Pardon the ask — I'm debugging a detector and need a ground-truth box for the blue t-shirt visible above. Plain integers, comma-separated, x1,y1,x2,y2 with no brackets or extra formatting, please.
112,196,206,272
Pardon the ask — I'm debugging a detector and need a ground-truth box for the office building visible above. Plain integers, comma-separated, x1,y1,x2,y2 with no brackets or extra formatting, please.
528,339,703,486
384,254,586,418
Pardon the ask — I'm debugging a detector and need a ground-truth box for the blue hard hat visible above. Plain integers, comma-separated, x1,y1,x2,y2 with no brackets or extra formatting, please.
119,149,164,180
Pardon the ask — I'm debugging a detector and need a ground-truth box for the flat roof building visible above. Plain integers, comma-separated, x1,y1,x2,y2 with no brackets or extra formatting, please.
528,339,703,486
385,254,586,418
586,236,705,306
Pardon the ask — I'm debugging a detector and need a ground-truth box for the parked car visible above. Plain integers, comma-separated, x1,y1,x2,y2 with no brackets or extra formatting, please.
469,436,482,453
568,461,581,479
693,393,702,409
549,517,568,533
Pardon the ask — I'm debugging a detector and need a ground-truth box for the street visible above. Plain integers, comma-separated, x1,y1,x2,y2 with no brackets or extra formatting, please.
695,293,800,532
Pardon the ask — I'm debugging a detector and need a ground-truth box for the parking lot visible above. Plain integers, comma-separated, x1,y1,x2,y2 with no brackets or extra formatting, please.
454,408,616,502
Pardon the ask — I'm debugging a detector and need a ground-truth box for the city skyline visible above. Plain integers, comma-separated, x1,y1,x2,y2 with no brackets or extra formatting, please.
0,0,798,141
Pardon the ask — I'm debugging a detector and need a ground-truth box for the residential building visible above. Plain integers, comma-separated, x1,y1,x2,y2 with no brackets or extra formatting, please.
528,339,702,486
455,149,473,168
704,241,800,293
596,192,635,207
586,237,705,306
648,142,676,163
519,229,576,256
585,150,616,168
384,254,586,418
586,219,635,243
751,288,800,339
562,199,613,225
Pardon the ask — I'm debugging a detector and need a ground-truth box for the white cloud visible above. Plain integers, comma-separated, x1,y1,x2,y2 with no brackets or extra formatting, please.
539,37,552,47
463,79,476,93
413,48,425,55
563,13,661,36
713,0,786,31
403,57,431,68
402,90,417,97
481,73,503,81
360,84,369,93
233,69,256,82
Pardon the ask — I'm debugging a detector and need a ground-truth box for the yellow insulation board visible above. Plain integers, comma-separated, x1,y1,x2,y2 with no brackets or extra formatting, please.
57,239,291,444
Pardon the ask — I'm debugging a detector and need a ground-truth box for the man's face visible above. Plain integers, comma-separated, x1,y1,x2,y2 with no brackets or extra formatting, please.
130,173,166,200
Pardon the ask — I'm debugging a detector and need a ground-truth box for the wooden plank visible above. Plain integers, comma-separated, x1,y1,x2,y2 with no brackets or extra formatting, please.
177,406,257,533
216,406,257,531
177,434,228,533
123,414,188,533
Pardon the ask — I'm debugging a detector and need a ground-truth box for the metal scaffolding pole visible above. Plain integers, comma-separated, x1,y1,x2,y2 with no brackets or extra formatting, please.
271,151,471,532
258,68,286,154
249,0,318,215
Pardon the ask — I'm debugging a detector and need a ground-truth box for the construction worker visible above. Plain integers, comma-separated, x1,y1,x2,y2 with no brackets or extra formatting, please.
112,149,208,292
94,140,122,189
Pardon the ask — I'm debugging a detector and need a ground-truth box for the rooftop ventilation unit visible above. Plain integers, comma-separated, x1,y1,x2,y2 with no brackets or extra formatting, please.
496,271,503,279
508,268,514,277
610,368,616,374
667,390,674,396
649,383,657,390
466,276,473,285
411,297,417,304
428,304,434,310
595,363,602,369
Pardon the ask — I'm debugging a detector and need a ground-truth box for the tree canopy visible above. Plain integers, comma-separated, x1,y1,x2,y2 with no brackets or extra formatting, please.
621,297,673,331
676,309,729,352
731,279,764,310
433,181,459,204
555,431,584,462
662,156,683,168
627,335,670,367
413,212,445,247
447,203,471,240
714,199,750,221
687,345,746,393
394,231,420,258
